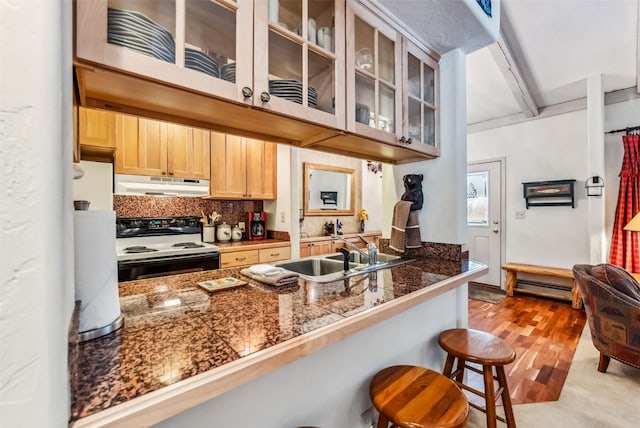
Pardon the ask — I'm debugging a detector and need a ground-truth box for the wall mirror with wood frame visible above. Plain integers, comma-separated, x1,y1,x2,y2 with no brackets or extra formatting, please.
304,163,355,216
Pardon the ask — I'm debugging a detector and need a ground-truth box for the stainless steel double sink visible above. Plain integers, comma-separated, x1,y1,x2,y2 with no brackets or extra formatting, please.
273,251,412,283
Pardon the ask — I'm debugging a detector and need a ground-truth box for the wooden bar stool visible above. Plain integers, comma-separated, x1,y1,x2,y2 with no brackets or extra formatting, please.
369,365,469,428
437,329,516,428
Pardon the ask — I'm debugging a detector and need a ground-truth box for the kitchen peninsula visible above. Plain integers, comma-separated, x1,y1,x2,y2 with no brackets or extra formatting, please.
70,246,486,428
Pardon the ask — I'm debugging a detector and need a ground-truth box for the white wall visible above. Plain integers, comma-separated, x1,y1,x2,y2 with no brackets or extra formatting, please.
1,1,74,426
155,287,465,428
468,97,640,267
73,160,114,211
388,49,468,245
468,110,591,267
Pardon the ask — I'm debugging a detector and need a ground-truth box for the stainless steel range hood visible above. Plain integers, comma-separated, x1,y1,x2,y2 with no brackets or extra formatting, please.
114,174,209,197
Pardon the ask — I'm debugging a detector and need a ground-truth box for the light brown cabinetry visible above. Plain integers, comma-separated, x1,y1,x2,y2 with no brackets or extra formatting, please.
300,240,333,257
73,0,439,164
115,118,210,180
78,107,117,162
345,1,439,157
220,243,291,268
300,232,381,257
209,132,277,200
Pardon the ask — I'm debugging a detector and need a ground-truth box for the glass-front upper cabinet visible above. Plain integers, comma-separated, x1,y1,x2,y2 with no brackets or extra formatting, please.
404,40,439,156
76,0,254,104
253,0,346,130
345,1,402,146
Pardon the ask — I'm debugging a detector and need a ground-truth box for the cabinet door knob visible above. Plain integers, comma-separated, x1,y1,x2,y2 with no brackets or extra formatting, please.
162,171,167,175
406,138,412,145
242,87,253,98
399,136,406,144
260,92,271,103
168,171,174,175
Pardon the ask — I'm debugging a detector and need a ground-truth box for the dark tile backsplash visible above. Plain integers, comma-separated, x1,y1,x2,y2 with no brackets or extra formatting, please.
113,195,263,226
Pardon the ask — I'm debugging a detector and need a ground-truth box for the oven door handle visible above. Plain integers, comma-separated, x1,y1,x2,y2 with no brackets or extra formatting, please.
118,252,219,267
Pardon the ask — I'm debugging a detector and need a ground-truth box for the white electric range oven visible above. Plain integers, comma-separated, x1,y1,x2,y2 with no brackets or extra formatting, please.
116,217,219,281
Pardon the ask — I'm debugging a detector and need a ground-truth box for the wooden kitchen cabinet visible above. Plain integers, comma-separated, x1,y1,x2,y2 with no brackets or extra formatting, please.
259,245,291,263
299,240,333,257
78,107,117,162
73,0,439,164
300,232,381,257
220,244,290,268
252,0,346,130
209,132,277,200
115,118,210,180
345,1,439,157
220,249,260,269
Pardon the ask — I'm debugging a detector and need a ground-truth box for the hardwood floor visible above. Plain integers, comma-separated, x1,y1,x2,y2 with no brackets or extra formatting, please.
467,293,587,405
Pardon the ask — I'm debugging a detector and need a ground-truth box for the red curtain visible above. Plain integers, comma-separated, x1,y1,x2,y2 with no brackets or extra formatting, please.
609,133,640,271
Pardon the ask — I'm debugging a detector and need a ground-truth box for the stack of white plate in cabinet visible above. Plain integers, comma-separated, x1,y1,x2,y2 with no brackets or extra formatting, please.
268,79,318,108
107,7,175,63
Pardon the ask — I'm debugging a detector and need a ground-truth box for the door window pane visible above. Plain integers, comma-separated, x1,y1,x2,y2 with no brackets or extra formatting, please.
467,171,489,226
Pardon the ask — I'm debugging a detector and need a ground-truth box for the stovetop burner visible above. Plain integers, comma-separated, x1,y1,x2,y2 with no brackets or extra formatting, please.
124,246,159,254
172,242,204,248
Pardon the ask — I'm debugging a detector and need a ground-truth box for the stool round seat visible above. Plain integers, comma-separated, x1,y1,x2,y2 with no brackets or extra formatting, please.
438,328,517,428
438,328,516,366
369,365,469,428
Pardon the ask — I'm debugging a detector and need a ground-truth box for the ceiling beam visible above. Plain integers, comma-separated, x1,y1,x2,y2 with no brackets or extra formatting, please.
488,31,539,118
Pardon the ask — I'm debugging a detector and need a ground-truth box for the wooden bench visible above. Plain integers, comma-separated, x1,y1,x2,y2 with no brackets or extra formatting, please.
501,262,583,309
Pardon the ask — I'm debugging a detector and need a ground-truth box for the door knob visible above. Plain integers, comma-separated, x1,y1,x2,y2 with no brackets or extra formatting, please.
493,220,499,224
242,87,253,98
260,92,271,103
492,229,499,234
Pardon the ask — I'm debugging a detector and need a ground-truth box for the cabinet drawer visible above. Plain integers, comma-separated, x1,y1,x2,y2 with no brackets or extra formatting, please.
259,246,291,263
220,250,259,268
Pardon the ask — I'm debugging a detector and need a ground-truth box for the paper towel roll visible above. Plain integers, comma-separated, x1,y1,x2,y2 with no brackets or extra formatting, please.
74,210,121,334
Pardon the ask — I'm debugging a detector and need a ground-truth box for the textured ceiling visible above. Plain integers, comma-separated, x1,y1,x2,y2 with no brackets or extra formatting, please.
377,0,639,126
466,0,639,125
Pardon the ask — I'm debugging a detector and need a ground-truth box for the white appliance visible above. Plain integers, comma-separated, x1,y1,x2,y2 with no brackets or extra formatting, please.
116,217,220,281
73,160,113,210
74,210,123,341
114,173,209,196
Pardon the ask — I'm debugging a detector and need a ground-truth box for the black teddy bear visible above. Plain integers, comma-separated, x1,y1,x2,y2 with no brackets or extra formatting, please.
401,174,424,211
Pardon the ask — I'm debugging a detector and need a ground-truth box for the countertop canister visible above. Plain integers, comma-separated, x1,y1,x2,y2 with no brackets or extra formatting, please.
216,222,232,242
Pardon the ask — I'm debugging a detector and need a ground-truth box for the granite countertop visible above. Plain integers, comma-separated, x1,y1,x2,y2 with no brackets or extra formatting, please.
70,255,485,426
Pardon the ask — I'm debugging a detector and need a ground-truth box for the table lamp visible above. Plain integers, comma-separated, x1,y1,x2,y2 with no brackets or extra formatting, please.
624,211,640,232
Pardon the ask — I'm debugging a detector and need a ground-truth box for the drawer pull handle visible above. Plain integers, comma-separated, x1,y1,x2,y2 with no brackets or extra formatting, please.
271,253,280,257
236,257,246,261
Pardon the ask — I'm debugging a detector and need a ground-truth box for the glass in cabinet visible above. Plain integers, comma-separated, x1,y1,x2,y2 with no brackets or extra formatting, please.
253,0,346,130
346,2,402,146
75,0,254,105
404,40,439,156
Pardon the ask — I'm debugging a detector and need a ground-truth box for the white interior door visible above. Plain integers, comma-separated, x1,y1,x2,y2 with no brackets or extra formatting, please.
467,160,504,287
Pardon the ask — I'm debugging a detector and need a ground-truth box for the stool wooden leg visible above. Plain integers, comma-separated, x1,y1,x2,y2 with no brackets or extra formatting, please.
454,358,466,383
443,353,455,377
496,366,516,428
482,365,497,428
376,414,390,428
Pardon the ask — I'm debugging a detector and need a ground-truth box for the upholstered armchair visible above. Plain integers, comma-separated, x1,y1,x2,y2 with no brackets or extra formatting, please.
573,264,640,373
